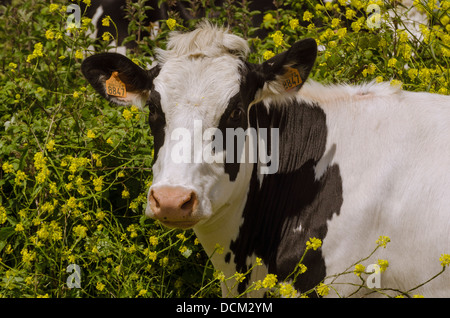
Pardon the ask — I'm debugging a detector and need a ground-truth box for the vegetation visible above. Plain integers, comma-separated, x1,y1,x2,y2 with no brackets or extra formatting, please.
0,0,448,297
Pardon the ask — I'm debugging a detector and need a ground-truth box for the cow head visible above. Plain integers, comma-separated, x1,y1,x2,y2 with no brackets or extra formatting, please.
82,24,317,230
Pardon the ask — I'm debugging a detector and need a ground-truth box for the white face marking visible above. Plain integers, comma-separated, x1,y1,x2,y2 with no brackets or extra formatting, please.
145,52,250,224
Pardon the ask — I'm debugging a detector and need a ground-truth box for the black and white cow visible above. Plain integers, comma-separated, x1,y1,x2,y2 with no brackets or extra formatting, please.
82,23,450,297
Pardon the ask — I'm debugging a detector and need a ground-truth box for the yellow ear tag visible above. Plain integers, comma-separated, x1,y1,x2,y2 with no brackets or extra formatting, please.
105,71,127,98
282,67,302,91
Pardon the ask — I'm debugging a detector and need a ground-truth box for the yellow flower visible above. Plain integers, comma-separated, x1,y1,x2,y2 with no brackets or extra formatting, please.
362,63,376,77
2,161,14,173
351,21,362,33
0,206,7,225
122,188,130,198
93,176,103,192
166,18,177,30
306,237,322,251
214,243,224,254
86,129,96,139
376,235,391,248
122,109,133,121
279,282,297,298
270,30,284,47
316,283,329,296
101,16,110,27
83,0,91,6
67,197,77,209
337,27,347,39
21,248,36,265
262,273,277,288
96,281,105,291
46,139,55,152
49,3,59,12
36,167,50,184
34,152,47,170
106,137,113,145
8,62,17,72
33,42,44,57
390,79,402,89
387,57,397,68
378,259,389,272
439,254,450,267
263,13,275,23
149,235,158,246
15,223,24,232
397,29,408,43
14,170,26,184
45,29,54,40
75,50,83,59
27,53,36,63
73,224,88,238
148,251,157,262
234,272,246,283
303,11,314,22
346,9,357,20
214,270,226,282
289,19,299,30
102,32,112,41
263,50,275,60
408,68,418,80
375,76,383,83
441,15,450,26
331,18,340,29
354,264,366,276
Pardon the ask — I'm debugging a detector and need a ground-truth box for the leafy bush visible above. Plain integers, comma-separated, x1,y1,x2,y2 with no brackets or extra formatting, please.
0,0,448,298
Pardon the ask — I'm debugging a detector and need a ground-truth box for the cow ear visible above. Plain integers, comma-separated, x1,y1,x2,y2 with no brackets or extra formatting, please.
81,53,160,107
254,38,317,101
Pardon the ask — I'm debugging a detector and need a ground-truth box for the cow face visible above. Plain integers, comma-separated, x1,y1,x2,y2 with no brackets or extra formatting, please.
81,25,317,229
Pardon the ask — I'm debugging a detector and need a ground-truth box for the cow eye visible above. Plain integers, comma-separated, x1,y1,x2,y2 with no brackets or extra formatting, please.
229,108,243,122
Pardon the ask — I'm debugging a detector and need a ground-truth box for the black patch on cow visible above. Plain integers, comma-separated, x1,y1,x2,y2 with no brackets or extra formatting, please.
225,252,231,263
216,93,249,182
147,90,165,163
229,100,343,296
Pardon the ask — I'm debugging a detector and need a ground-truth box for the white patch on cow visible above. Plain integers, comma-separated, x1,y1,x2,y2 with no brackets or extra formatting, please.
293,224,303,234
297,80,450,297
314,143,336,180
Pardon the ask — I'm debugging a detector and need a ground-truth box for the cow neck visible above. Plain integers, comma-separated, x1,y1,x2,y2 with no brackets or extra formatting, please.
229,99,343,294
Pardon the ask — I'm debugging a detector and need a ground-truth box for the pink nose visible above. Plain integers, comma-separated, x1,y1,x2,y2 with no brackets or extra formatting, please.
148,186,199,228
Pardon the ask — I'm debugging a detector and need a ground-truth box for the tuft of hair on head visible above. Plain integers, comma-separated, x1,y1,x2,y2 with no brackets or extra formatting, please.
156,21,250,62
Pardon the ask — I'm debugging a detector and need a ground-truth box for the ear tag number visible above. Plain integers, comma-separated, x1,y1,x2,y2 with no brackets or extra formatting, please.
282,67,302,91
106,71,127,97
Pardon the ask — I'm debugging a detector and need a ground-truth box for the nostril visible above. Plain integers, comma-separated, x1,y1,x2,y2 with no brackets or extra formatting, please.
180,192,197,212
149,190,160,209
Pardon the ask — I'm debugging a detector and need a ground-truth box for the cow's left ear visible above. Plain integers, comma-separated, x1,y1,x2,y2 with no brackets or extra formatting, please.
252,38,317,102
81,53,160,107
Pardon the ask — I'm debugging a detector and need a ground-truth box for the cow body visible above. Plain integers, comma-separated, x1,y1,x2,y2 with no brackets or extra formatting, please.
194,80,450,297
82,23,450,297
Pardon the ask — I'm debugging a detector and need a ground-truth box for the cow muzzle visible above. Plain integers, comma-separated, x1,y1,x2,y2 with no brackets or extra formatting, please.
148,186,200,229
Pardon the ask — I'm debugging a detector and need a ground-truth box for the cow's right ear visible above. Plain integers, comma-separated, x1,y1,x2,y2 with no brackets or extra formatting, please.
81,53,160,107
249,38,317,104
